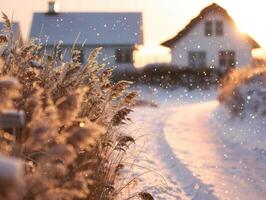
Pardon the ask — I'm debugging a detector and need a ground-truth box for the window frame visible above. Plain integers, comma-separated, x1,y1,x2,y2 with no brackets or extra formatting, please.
188,51,207,68
219,51,236,67
219,51,227,66
115,49,122,63
216,21,224,36
115,48,133,64
228,51,236,67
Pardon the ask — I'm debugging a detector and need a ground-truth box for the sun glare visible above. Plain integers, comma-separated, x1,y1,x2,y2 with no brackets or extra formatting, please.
231,11,253,34
222,0,266,47
134,45,171,68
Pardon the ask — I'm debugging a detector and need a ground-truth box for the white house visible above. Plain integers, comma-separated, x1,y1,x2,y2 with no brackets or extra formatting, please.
30,1,143,73
161,3,260,70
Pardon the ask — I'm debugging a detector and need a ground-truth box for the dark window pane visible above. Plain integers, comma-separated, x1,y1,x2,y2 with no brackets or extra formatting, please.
219,51,235,67
125,50,133,63
229,59,235,67
205,21,212,36
115,49,132,63
189,52,196,66
219,51,226,66
189,51,206,67
198,52,206,67
115,49,122,63
216,21,224,36
228,51,236,67
219,58,226,66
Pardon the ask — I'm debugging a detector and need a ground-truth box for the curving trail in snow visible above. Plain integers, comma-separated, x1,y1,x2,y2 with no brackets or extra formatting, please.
123,89,266,200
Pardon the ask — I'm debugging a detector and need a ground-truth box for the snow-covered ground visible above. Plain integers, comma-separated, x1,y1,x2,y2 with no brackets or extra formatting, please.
120,86,266,200
213,105,266,154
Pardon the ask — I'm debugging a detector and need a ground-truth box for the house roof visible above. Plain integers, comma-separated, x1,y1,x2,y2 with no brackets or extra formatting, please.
0,22,22,42
30,12,143,46
161,3,260,49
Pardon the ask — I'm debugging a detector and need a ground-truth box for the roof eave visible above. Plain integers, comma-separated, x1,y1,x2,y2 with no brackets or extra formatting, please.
242,33,261,49
161,41,172,48
251,40,260,49
252,43,260,49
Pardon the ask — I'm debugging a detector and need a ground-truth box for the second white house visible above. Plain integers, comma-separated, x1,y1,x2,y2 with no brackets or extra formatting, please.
30,1,143,73
161,3,260,70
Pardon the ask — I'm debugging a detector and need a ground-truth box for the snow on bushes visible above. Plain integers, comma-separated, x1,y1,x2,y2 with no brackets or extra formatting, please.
216,66,266,152
219,66,266,119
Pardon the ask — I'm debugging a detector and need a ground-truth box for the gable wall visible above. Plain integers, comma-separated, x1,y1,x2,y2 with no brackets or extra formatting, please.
170,12,253,68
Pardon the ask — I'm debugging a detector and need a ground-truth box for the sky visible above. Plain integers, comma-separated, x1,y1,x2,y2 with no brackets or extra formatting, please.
0,0,266,65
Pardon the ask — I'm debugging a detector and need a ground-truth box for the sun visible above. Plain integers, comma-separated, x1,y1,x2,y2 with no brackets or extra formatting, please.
221,1,252,33
223,0,266,33
221,0,266,47
231,12,254,34
134,45,171,68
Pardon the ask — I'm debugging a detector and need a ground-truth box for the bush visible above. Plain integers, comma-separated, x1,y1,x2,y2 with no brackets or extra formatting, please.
0,14,142,200
114,63,225,89
218,66,266,118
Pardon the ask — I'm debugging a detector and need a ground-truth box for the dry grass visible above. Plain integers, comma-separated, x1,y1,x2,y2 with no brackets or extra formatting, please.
0,14,153,200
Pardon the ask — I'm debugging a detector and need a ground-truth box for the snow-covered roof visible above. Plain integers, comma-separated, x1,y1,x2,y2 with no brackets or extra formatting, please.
0,22,22,42
30,12,143,46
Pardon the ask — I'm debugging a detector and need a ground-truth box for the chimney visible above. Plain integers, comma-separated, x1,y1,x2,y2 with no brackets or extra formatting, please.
47,0,58,14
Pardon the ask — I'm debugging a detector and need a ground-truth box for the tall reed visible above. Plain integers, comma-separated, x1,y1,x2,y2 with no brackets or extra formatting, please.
0,13,145,200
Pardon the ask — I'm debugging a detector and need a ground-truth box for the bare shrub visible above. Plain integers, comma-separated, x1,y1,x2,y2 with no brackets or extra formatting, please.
218,66,266,117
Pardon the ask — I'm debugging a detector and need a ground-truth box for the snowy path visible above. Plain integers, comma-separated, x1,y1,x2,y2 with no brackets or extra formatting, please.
123,92,266,200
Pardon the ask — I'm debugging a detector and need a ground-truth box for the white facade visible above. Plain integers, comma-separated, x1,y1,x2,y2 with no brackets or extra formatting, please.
47,45,136,73
162,4,259,70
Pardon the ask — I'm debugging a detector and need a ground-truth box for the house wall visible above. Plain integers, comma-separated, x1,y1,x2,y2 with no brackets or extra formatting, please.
46,45,136,73
170,12,253,69
85,46,136,73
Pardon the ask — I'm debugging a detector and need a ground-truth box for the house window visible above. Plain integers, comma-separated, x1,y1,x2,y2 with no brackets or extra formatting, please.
216,21,224,36
228,51,236,67
72,49,84,64
219,51,235,67
115,49,133,63
205,21,213,36
219,51,227,66
189,51,206,67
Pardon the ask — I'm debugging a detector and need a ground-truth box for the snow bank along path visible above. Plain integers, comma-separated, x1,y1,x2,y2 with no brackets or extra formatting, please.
124,89,266,200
